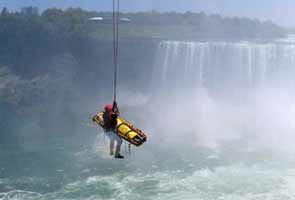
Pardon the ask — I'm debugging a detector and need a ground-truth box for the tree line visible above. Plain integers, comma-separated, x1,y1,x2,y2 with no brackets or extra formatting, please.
0,7,287,75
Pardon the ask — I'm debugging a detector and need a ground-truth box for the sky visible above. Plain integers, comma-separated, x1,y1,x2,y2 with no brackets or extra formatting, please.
0,0,294,27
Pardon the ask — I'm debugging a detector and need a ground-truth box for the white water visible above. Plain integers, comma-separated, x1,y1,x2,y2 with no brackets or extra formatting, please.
153,41,295,91
150,39,295,150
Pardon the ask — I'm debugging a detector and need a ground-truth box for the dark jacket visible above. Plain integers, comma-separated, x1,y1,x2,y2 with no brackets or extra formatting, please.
103,110,118,132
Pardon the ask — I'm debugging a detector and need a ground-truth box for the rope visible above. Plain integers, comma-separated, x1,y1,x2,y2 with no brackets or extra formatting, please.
112,0,120,102
124,140,131,154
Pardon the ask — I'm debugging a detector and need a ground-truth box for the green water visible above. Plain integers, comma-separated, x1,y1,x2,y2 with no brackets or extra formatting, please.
1,135,295,200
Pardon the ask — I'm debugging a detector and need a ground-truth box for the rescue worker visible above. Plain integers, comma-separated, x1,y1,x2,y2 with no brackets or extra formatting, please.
102,101,124,159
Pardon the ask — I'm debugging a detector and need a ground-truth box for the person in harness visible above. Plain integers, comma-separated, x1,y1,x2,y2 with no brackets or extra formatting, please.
102,101,124,159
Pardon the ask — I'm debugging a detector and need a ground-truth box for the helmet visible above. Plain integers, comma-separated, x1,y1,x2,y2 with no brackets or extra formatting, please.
104,104,113,111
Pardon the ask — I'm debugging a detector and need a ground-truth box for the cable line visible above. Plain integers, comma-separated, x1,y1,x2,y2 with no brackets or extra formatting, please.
112,0,120,102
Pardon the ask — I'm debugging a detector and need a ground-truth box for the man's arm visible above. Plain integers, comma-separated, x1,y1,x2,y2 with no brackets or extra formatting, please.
112,101,120,115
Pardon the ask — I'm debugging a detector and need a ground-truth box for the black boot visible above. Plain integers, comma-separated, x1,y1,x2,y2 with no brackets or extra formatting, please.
114,154,124,159
114,144,123,159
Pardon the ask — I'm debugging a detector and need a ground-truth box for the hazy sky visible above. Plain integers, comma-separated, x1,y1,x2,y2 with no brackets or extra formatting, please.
0,0,294,27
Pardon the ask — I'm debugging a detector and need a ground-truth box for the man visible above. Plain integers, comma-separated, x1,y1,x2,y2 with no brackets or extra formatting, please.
102,101,124,159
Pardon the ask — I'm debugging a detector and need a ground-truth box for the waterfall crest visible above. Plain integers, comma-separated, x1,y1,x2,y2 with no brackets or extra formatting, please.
152,41,295,95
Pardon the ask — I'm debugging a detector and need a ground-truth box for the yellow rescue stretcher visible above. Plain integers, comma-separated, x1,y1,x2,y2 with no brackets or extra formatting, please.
92,112,147,146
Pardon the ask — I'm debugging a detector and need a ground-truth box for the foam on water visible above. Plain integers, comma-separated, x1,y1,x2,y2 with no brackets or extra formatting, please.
2,162,295,200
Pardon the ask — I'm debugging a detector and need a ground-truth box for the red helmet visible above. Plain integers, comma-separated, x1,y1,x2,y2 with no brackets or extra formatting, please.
104,104,113,111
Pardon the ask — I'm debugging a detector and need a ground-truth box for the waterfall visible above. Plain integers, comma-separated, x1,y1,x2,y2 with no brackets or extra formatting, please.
149,39,295,149
152,41,295,95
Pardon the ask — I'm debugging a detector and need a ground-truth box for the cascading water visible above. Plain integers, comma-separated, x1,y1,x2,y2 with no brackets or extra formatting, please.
152,41,295,95
150,39,295,147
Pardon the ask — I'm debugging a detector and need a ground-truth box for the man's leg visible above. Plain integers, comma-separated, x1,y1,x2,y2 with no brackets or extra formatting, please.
114,135,123,158
106,131,115,156
110,139,115,155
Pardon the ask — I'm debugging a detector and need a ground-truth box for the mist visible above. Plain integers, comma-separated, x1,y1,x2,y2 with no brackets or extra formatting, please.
145,40,295,153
